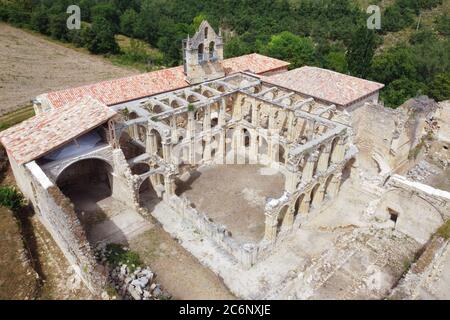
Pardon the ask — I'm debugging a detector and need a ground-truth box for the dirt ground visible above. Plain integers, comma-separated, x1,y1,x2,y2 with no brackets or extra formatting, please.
176,165,285,243
130,225,236,300
0,23,137,115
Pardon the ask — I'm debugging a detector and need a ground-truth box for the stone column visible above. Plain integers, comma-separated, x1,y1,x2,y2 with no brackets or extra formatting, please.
251,99,258,126
287,111,294,142
263,213,278,243
203,106,212,162
326,173,342,199
187,111,196,164
317,144,332,173
285,165,299,193
236,128,246,164
331,138,347,164
146,130,156,154
163,175,176,198
282,205,296,230
299,191,311,215
302,151,319,183
219,99,226,127
162,141,171,163
217,130,226,164
249,129,258,164
170,115,178,143
311,184,325,209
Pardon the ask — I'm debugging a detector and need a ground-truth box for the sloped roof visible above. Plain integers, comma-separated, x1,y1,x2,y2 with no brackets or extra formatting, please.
40,54,290,108
263,66,384,107
0,96,116,165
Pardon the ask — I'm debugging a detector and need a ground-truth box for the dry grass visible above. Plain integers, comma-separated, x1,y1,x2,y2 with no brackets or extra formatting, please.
437,220,450,240
0,206,39,299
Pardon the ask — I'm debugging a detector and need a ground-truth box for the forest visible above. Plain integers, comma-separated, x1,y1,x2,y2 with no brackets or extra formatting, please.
0,0,449,108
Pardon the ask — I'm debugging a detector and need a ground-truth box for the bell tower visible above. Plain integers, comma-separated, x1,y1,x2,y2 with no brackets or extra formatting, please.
182,21,225,84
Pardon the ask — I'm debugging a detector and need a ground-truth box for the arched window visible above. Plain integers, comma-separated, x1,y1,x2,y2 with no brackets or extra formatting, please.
198,43,204,63
209,41,215,60
204,27,208,39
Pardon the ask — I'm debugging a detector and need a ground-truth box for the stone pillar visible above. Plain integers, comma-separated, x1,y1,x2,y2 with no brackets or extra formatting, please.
249,129,258,164
217,130,226,164
263,213,278,243
146,130,156,154
170,115,177,143
331,138,347,164
187,112,196,164
282,205,296,230
287,111,294,142
317,144,331,173
203,106,212,162
163,175,175,198
162,141,171,163
219,99,226,127
307,120,315,141
251,99,258,126
311,184,325,209
236,128,246,164
326,173,342,199
285,165,299,193
299,191,311,215
302,151,319,183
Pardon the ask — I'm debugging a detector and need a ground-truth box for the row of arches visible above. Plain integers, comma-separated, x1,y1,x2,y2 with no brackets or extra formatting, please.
275,173,338,237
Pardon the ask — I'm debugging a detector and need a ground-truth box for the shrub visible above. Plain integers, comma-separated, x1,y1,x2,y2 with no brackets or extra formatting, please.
0,186,25,212
102,243,142,272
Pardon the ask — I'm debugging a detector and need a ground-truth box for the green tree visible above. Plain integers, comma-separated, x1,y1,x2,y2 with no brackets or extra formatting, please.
435,13,450,37
381,78,426,108
224,37,252,58
347,27,377,78
324,51,348,74
120,8,138,36
85,17,120,54
29,6,49,34
263,31,316,69
48,13,69,41
428,73,450,101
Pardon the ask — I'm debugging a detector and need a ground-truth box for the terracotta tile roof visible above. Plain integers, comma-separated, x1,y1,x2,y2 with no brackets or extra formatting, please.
263,66,384,107
39,54,290,108
0,96,116,165
222,53,289,75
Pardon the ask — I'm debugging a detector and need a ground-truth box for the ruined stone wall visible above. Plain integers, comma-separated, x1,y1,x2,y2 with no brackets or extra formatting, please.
351,97,438,176
18,161,107,295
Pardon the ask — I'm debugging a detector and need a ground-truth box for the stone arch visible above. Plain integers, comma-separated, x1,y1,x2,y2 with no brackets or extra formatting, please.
149,129,163,158
170,100,180,109
257,135,269,157
324,174,334,199
310,184,321,208
294,194,305,216
329,136,341,166
56,158,113,220
138,177,159,207
131,163,150,176
198,43,204,62
209,41,215,59
276,205,289,235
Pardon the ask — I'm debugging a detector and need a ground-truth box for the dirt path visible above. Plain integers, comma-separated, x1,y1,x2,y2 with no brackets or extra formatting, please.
0,23,137,115
129,223,236,300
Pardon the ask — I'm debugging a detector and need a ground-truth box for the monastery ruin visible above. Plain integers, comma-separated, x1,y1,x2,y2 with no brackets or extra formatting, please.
1,21,449,299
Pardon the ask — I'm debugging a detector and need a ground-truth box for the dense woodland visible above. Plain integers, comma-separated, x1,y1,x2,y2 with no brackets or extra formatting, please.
1,0,449,107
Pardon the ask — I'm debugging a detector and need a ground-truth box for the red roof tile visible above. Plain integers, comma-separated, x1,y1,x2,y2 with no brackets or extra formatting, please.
41,54,290,108
0,96,116,165
263,66,384,107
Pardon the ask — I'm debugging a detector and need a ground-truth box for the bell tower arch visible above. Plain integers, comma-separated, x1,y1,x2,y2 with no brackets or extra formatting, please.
182,20,225,84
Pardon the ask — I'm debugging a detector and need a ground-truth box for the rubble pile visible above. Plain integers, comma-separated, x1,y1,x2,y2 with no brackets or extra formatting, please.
407,160,440,183
96,243,171,300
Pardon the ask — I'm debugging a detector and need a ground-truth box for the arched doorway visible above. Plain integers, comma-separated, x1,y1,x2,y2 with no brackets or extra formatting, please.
56,159,113,223
138,177,159,208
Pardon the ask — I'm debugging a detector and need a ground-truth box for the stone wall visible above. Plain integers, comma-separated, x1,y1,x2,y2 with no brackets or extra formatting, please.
167,195,259,268
8,156,107,295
